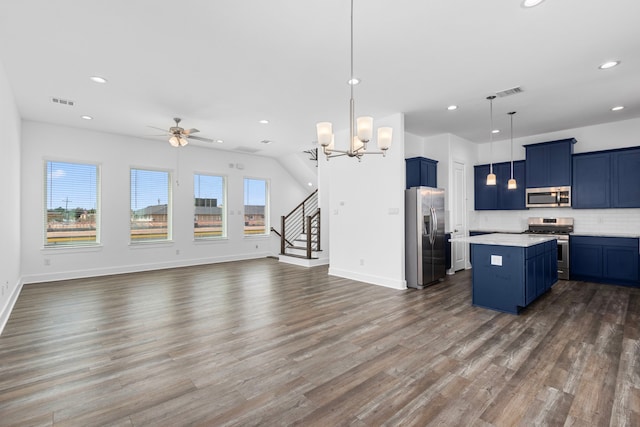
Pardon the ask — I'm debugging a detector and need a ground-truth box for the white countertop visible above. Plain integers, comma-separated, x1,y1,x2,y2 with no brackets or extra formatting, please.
571,232,640,239
450,233,557,247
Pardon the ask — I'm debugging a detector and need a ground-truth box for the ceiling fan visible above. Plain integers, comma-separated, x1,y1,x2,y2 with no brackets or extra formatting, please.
150,118,214,147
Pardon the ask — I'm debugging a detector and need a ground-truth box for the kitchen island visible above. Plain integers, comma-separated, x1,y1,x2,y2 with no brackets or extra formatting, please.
451,233,558,314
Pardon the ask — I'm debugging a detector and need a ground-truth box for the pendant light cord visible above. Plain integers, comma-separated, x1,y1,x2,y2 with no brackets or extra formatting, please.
488,96,495,174
349,0,355,152
510,112,514,179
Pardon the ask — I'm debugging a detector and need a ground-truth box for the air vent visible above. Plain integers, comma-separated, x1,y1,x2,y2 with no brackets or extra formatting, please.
234,146,260,154
495,86,524,98
260,140,272,145
51,97,75,106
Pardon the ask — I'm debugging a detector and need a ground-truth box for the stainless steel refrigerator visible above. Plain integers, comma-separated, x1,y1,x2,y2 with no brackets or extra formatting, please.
405,187,446,289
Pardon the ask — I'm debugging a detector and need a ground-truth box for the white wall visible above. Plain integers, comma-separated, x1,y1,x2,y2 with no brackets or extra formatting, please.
0,60,22,333
477,117,640,164
20,121,308,284
320,113,406,289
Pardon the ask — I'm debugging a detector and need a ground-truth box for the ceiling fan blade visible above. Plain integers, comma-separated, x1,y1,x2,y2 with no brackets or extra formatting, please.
188,135,215,143
183,128,200,135
148,125,170,133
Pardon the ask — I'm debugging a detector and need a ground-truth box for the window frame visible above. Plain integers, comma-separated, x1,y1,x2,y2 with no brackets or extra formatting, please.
43,159,101,248
243,177,270,237
129,166,173,244
193,172,227,240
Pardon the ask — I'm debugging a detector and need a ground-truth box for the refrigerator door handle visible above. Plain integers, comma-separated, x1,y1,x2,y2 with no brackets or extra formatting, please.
430,207,437,245
433,207,438,243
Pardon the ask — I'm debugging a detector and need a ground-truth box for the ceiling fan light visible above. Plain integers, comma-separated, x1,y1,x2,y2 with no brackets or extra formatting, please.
169,136,180,147
179,137,188,146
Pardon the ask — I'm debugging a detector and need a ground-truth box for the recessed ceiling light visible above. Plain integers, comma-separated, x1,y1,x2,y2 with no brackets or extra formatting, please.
599,61,620,70
89,76,107,84
215,139,224,143
522,0,545,8
258,119,269,124
447,105,458,111
307,182,313,187
492,129,500,134
347,78,360,85
611,106,624,111
81,115,93,120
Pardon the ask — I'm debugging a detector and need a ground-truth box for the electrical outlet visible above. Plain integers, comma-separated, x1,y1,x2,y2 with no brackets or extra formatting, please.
255,244,259,249
176,249,180,255
360,259,364,266
44,258,51,266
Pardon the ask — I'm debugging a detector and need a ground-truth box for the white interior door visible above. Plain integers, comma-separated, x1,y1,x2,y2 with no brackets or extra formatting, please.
452,161,467,271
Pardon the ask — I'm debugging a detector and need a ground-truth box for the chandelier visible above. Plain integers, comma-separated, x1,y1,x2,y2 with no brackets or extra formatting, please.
315,0,392,160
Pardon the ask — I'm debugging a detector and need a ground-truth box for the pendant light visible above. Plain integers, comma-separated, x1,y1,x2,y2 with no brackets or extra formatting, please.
507,111,517,190
486,95,496,186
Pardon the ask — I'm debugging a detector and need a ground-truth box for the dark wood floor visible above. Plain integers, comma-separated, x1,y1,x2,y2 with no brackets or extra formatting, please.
1,259,639,426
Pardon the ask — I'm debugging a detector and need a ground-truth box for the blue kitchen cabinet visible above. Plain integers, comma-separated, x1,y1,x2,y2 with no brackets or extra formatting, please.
472,240,557,314
573,147,640,209
496,161,526,210
525,138,575,188
474,164,497,210
474,161,526,210
572,152,611,208
406,157,438,189
570,235,639,286
611,148,640,208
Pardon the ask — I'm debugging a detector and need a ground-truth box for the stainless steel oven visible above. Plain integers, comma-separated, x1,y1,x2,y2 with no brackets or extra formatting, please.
524,217,573,280
526,186,571,208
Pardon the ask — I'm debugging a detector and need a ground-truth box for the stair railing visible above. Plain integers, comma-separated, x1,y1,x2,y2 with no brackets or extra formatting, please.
281,189,320,257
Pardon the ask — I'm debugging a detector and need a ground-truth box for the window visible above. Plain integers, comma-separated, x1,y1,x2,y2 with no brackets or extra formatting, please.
130,168,171,243
244,178,268,236
194,174,226,239
44,161,100,246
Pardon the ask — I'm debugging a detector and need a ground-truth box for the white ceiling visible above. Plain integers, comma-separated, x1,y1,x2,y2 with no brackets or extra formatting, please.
1,0,638,158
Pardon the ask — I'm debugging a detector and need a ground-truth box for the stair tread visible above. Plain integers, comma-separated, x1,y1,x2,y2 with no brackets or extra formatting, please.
287,245,321,251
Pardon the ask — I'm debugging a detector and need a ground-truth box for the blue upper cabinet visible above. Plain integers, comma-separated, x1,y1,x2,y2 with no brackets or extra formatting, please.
611,148,640,208
525,138,575,188
496,161,526,210
406,157,438,189
573,146,640,209
474,161,526,210
572,152,611,208
474,164,497,210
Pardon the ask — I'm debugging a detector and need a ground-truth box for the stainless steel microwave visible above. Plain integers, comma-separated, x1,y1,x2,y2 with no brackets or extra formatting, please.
525,186,571,208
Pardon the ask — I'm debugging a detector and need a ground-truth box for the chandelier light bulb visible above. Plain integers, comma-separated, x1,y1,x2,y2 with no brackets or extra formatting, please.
316,122,333,147
377,127,392,151
356,116,373,142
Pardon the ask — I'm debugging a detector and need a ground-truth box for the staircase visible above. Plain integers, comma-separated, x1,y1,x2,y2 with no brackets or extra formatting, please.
277,190,325,267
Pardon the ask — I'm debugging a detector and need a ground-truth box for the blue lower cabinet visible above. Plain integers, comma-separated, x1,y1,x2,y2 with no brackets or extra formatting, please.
570,236,639,286
471,241,557,314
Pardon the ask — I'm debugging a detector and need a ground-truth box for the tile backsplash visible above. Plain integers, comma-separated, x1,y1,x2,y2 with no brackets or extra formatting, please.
470,208,640,236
